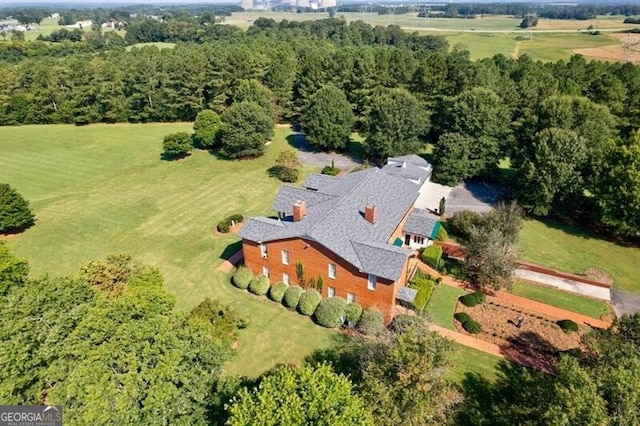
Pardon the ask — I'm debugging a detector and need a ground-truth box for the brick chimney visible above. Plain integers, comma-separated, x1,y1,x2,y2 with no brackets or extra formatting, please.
365,204,376,224
293,200,307,222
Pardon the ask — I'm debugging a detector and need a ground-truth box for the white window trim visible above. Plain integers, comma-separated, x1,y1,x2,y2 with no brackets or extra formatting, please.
281,250,289,265
328,287,336,297
282,272,290,285
262,266,270,278
367,274,376,291
260,244,268,259
347,292,355,303
328,263,336,279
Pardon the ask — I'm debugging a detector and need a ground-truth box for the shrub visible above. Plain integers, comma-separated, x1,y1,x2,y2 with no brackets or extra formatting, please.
358,307,385,336
459,291,485,307
557,319,579,333
268,282,288,303
344,302,363,326
228,214,244,223
435,226,448,241
162,131,193,159
0,183,36,234
390,313,422,332
448,210,484,241
314,297,347,328
217,220,231,233
409,276,436,311
454,312,472,324
283,286,304,309
321,165,341,176
233,267,253,289
421,245,443,269
276,166,300,183
463,320,482,334
249,275,270,296
297,289,322,316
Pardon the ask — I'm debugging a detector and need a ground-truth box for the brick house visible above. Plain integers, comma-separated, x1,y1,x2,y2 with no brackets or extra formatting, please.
238,155,440,320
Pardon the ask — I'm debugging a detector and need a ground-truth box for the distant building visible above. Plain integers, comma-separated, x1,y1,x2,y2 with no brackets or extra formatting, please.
67,20,93,29
241,0,254,10
50,13,60,19
321,0,336,8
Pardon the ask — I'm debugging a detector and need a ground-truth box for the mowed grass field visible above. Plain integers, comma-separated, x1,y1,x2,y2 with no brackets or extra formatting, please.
519,219,640,294
0,122,340,378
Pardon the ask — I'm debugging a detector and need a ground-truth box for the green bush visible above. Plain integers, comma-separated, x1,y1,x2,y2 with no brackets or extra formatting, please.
454,312,472,324
358,307,385,336
282,286,304,309
297,289,322,316
217,220,231,233
268,282,288,303
321,166,341,176
249,275,270,296
409,276,436,311
421,245,443,269
344,302,363,326
448,210,484,241
435,226,448,241
463,320,482,334
277,166,300,183
314,297,347,328
233,267,253,289
228,214,244,223
390,314,422,333
557,319,579,333
459,291,485,307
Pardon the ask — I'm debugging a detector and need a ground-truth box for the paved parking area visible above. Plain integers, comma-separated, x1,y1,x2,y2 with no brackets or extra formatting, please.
288,132,362,171
447,181,509,214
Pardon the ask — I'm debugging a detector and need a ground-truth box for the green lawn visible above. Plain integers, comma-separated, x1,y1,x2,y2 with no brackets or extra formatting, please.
517,32,616,62
447,344,502,383
511,280,612,319
425,284,468,330
519,218,640,293
438,32,518,60
0,122,338,378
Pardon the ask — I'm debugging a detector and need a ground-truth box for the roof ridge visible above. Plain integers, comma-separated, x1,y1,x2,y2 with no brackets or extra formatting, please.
306,168,378,236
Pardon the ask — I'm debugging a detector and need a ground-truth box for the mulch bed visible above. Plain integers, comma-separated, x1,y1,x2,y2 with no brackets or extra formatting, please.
455,296,584,366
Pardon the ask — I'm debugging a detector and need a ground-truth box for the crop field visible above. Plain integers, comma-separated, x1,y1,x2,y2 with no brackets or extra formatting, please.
0,122,339,378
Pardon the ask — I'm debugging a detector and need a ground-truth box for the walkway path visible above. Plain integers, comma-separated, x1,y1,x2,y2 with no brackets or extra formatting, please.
515,269,610,301
412,260,612,328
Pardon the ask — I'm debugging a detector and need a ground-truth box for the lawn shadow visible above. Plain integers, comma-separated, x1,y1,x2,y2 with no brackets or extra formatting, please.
304,332,359,376
219,240,242,262
499,330,558,374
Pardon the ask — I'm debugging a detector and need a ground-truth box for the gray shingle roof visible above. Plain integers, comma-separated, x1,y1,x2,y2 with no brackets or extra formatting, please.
384,155,433,183
387,154,432,168
403,209,440,238
396,286,418,303
238,167,419,282
303,173,338,191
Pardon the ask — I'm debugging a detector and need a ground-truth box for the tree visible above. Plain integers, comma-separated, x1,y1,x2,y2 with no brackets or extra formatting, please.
162,132,193,159
193,109,222,149
272,150,301,182
301,85,354,151
79,254,142,296
437,87,511,179
515,128,587,216
220,101,274,159
231,79,275,120
464,203,523,291
226,364,374,426
0,183,35,234
596,131,640,236
0,241,29,296
432,132,474,185
352,319,461,426
363,88,430,161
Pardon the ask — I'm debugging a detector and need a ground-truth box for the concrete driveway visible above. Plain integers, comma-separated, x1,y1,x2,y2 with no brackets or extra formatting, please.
447,181,509,214
611,289,640,318
287,132,362,171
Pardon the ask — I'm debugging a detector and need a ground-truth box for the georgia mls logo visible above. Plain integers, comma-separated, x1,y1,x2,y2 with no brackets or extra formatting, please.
0,405,63,426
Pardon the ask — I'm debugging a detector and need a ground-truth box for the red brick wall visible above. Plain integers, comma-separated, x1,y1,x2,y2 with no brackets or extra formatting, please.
242,238,404,320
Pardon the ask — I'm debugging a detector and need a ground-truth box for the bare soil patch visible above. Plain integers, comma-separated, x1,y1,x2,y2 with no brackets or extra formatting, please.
535,18,630,31
455,296,584,366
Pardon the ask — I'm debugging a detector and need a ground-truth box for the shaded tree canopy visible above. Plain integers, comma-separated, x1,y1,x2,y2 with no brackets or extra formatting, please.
0,183,35,234
220,101,274,159
301,84,354,151
193,109,222,149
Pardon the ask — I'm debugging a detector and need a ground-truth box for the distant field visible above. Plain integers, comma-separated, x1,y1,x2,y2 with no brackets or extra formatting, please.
126,42,176,51
517,32,620,62
534,16,635,31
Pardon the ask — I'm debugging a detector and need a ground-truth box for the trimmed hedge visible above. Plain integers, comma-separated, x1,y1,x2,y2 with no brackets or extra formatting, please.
463,320,482,334
344,302,363,326
283,286,304,309
454,312,472,324
358,307,385,336
459,291,485,307
409,276,436,311
314,297,347,328
297,289,322,316
233,267,253,289
421,245,443,269
557,319,579,333
268,282,288,303
249,275,270,296
217,213,244,233
435,226,448,241
276,166,299,183
390,314,422,333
